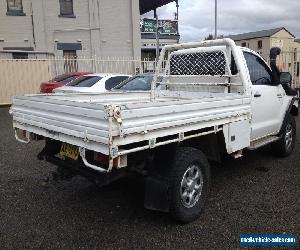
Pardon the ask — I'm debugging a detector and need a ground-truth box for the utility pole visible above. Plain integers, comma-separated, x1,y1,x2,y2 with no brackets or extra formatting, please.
176,0,179,44
155,8,160,62
176,0,179,21
215,0,217,39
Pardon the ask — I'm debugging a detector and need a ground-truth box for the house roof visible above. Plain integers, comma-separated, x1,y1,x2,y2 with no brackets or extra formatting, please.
227,27,295,41
140,0,175,14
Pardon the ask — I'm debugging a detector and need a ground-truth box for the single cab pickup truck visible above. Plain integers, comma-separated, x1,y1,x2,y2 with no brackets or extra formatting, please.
10,39,299,223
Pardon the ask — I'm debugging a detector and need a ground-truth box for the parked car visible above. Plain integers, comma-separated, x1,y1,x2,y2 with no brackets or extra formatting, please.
40,72,91,93
54,73,131,93
113,73,162,91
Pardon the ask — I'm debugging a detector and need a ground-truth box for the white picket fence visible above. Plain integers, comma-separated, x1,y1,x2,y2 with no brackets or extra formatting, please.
49,56,158,77
49,51,300,88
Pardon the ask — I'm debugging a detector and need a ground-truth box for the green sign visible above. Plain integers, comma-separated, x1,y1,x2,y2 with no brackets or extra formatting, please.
141,19,156,33
141,19,178,35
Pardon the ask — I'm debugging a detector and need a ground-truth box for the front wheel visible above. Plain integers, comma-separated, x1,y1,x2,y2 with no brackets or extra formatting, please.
272,114,296,157
168,147,210,223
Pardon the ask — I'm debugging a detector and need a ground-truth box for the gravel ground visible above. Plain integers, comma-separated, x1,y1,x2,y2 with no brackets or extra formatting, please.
0,106,299,249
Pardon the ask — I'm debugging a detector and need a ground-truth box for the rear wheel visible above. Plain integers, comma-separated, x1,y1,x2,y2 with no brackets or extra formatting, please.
168,147,210,223
272,114,296,157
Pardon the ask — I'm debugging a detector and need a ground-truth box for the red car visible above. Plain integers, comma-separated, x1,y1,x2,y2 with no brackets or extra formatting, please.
40,72,92,93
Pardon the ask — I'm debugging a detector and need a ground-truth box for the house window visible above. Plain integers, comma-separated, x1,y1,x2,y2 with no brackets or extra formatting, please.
241,42,246,47
12,52,28,59
6,0,25,15
257,40,263,50
59,0,75,17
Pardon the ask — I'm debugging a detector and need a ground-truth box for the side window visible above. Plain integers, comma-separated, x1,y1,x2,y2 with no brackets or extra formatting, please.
243,52,272,85
59,0,74,17
230,54,238,75
105,76,129,90
114,76,129,85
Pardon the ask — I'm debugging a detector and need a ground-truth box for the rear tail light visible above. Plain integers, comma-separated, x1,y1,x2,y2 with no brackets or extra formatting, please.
40,83,64,93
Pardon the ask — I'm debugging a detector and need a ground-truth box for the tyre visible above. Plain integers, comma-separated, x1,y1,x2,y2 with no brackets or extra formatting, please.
168,147,210,223
272,114,296,157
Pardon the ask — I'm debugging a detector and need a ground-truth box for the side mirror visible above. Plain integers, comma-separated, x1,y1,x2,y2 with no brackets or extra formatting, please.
280,72,292,85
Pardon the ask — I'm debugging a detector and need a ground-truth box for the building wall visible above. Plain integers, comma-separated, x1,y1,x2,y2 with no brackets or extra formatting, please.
270,29,295,50
296,42,300,62
234,29,297,54
0,1,35,51
0,0,141,58
233,28,300,83
235,37,270,53
269,30,295,71
41,0,91,57
98,0,140,57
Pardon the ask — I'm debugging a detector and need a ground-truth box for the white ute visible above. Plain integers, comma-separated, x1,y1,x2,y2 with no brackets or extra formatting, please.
10,39,299,223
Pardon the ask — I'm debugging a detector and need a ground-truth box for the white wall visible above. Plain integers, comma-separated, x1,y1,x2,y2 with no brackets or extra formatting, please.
0,1,34,50
0,0,141,58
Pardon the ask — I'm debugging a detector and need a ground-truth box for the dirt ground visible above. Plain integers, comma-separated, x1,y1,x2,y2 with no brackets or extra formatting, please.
0,107,299,249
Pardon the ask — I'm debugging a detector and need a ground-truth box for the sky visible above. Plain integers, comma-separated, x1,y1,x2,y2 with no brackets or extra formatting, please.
142,0,300,42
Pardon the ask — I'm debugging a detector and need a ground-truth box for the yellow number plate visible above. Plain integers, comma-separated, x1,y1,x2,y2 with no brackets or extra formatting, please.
60,143,79,161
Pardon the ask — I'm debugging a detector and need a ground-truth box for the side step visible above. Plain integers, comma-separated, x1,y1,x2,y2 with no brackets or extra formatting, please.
248,136,280,150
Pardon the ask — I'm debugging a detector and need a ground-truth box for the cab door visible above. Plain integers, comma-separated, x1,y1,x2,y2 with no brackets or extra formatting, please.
243,52,286,141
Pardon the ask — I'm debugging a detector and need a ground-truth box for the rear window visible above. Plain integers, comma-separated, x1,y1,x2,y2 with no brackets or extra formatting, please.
59,76,77,84
115,75,154,91
170,51,226,76
67,76,102,87
51,74,74,82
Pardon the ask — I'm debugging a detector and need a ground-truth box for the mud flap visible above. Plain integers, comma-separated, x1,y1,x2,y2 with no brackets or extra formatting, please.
144,176,169,212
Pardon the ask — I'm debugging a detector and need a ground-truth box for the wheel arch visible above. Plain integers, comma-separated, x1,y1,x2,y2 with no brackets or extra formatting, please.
290,103,298,116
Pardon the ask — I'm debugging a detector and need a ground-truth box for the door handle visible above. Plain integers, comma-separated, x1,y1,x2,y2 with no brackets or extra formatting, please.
254,92,261,97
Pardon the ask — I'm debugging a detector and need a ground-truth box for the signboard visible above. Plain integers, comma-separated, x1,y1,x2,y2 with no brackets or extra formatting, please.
140,18,178,35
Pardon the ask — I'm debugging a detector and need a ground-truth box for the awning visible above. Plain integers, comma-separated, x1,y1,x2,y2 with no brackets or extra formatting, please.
140,0,175,14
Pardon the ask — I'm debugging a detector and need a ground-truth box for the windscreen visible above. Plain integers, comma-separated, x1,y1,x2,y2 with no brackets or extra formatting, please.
115,75,157,91
105,76,129,90
67,76,102,87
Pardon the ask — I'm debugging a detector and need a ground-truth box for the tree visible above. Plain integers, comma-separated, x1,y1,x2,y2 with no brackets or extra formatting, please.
205,34,214,40
205,34,224,40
